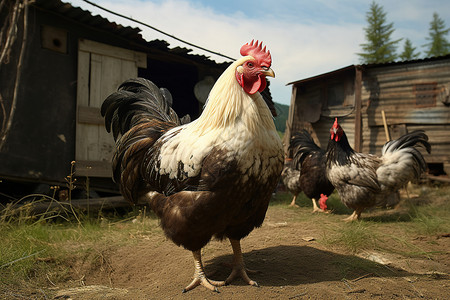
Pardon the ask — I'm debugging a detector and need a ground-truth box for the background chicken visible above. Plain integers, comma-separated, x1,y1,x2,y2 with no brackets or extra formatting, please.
289,129,335,212
101,40,283,292
326,118,431,221
281,159,302,207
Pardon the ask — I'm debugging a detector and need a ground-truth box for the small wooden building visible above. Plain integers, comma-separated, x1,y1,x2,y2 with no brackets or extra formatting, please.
285,55,450,175
0,0,229,195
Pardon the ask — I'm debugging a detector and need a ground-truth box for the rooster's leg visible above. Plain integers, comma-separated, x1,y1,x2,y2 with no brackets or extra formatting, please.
182,250,225,293
289,194,298,207
342,209,362,222
225,239,259,287
312,198,324,212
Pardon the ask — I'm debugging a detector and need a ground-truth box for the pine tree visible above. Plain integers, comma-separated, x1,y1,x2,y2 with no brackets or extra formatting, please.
424,12,450,57
357,1,401,63
399,39,421,61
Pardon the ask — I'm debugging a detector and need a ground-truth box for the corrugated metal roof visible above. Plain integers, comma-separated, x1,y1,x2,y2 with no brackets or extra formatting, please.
31,0,228,67
287,65,355,86
34,0,144,40
288,54,450,86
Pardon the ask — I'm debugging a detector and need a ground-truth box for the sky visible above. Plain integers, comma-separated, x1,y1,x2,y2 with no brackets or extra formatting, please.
67,0,450,106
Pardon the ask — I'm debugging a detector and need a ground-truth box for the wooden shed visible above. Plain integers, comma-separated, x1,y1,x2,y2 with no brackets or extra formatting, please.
285,55,450,175
0,0,229,197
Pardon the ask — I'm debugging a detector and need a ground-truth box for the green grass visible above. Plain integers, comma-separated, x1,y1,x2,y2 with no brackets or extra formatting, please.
273,184,450,256
0,200,159,293
323,221,380,253
0,222,80,285
405,198,450,235
2,183,450,297
331,255,394,280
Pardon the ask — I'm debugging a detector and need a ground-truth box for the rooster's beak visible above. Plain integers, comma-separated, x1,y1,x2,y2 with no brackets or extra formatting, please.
262,67,275,78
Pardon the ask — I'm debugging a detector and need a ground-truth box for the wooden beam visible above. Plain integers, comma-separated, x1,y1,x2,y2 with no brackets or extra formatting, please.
381,110,390,142
75,160,112,178
427,175,450,183
354,67,363,152
284,85,298,157
79,39,147,67
77,105,103,125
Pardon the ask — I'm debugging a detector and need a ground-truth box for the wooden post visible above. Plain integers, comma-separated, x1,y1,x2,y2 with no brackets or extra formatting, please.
284,85,298,157
381,110,390,142
354,66,363,152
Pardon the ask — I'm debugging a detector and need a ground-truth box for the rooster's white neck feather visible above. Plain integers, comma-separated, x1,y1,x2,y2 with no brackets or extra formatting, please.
189,56,275,135
158,56,281,180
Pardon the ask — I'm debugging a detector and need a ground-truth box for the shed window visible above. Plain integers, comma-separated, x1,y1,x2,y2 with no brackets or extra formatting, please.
327,82,345,107
325,80,354,108
414,83,437,107
41,25,67,54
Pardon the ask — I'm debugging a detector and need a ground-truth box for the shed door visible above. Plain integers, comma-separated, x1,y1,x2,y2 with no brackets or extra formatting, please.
75,39,147,177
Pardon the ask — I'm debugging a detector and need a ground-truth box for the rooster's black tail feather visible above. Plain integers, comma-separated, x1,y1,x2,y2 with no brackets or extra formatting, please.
101,78,183,141
290,129,324,169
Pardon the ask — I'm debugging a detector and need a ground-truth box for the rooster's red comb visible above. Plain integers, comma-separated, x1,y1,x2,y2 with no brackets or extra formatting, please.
332,117,339,128
240,40,272,67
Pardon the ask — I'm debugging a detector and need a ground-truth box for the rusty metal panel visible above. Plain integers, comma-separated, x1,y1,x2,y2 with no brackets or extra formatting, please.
288,56,450,170
364,61,450,127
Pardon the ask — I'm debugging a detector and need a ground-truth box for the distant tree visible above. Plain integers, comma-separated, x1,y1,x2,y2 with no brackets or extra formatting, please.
423,12,450,57
399,39,421,61
357,1,401,63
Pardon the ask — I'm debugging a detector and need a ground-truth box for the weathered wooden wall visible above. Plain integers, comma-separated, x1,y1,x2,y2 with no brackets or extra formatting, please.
287,57,450,173
75,39,147,178
0,1,228,195
362,60,450,164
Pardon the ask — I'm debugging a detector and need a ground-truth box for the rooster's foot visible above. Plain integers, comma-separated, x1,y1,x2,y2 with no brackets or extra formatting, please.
221,262,260,274
182,275,225,293
226,239,260,287
342,210,361,222
289,195,299,207
183,250,225,293
225,265,259,287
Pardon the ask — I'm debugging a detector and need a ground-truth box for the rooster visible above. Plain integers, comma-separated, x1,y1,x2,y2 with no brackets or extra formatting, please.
281,159,302,207
289,130,334,212
326,118,431,221
101,40,284,292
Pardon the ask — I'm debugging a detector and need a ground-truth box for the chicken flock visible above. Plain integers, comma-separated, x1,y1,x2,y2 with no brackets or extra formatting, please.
101,40,431,293
284,119,430,221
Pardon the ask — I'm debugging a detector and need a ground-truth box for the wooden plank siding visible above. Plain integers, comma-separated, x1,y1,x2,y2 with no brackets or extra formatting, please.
354,67,362,152
287,56,450,174
75,39,147,177
363,63,450,126
360,61,450,160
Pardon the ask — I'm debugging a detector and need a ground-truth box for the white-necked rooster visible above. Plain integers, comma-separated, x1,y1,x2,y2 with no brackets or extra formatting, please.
326,118,431,221
101,40,284,292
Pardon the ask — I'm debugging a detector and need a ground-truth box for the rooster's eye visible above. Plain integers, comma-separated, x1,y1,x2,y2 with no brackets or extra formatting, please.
247,62,254,68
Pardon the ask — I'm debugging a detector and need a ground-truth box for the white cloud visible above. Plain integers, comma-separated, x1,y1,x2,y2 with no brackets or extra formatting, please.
67,0,450,106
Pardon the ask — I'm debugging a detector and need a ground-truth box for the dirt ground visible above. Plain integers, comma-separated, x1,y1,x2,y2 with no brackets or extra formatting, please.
50,199,449,300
